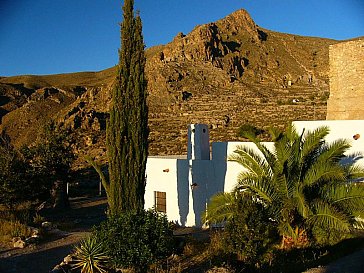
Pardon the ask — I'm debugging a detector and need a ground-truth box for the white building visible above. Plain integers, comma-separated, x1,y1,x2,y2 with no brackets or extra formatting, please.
144,121,364,227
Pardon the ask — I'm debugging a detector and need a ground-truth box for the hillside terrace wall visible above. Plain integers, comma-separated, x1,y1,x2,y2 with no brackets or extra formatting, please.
326,39,364,120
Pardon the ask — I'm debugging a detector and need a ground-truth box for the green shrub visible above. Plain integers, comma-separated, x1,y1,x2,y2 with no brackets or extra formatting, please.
223,200,278,268
94,210,175,272
236,124,264,138
33,213,45,227
310,225,351,246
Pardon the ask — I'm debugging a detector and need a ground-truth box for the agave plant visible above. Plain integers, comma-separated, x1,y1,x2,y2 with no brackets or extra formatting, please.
206,125,364,247
72,236,109,273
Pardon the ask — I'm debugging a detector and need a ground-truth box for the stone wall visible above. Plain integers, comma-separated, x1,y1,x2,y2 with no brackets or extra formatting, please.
326,38,364,120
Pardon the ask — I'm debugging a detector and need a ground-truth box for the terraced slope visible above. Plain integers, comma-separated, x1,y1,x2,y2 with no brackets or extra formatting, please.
0,9,335,167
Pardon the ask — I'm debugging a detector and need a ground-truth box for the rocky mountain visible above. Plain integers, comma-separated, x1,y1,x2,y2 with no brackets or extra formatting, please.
0,9,337,168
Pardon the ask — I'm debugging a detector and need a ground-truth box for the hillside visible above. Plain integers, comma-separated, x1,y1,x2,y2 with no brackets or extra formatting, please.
0,9,338,168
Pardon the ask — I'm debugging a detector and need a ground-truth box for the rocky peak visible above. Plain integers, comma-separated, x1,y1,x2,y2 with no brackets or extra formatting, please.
217,9,258,37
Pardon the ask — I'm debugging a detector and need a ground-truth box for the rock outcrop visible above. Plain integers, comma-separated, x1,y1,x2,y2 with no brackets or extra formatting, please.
0,9,337,166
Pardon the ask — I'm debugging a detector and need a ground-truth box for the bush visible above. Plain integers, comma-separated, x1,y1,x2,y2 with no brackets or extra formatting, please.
0,134,30,208
236,124,264,138
310,225,351,246
94,210,175,272
223,200,278,268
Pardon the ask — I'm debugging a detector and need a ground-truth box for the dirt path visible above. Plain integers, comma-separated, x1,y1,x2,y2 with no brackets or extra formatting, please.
0,232,88,273
0,197,107,273
304,247,364,273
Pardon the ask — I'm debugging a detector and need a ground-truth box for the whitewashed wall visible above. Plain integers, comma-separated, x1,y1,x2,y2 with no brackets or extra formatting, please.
145,141,275,226
145,120,364,227
293,120,364,167
145,158,187,224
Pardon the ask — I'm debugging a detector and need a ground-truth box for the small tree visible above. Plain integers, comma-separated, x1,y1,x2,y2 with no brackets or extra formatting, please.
88,0,148,216
0,133,28,208
23,123,74,209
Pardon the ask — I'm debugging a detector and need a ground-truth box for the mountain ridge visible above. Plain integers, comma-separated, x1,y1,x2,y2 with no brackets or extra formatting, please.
0,9,343,168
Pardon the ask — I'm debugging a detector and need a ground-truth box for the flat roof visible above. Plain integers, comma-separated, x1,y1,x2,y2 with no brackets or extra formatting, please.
149,155,187,159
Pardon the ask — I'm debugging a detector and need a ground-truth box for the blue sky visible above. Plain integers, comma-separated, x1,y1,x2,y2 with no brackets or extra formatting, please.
0,0,363,77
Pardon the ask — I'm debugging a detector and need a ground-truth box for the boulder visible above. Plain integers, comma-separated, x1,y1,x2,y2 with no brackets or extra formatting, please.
13,238,26,249
41,221,54,230
30,227,41,236
25,236,39,244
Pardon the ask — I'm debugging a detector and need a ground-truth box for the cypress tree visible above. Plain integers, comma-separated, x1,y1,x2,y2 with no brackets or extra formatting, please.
88,0,148,216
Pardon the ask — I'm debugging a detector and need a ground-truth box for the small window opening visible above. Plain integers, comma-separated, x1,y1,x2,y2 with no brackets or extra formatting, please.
154,191,166,213
203,129,206,133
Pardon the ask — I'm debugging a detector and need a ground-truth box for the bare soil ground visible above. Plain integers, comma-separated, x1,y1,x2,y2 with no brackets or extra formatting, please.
0,196,108,273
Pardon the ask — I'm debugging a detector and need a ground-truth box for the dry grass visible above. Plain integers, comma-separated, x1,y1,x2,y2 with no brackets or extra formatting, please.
0,202,34,247
0,219,33,247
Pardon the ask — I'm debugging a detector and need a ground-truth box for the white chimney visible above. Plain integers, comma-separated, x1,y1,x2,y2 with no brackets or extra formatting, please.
187,124,210,160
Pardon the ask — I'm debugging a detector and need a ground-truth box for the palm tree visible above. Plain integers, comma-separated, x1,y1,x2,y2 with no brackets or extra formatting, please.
206,125,364,247
203,192,240,224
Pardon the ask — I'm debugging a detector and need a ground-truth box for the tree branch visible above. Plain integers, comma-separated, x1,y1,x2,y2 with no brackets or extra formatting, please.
85,155,110,198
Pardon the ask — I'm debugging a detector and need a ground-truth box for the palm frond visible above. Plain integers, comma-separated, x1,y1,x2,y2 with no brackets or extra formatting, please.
274,137,290,167
237,175,278,204
255,142,276,170
303,162,345,187
284,123,299,144
273,172,290,198
343,160,364,180
293,185,310,218
228,145,270,177
278,221,296,240
323,184,364,217
319,139,351,163
285,134,302,173
301,126,329,159
203,192,238,224
353,217,364,229
308,200,351,232
268,126,284,142
239,129,261,142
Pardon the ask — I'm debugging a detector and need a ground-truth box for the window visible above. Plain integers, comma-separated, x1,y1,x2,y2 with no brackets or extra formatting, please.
154,191,166,213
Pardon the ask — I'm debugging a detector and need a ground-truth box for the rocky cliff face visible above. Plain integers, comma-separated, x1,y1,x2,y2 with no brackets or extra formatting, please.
0,9,337,168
